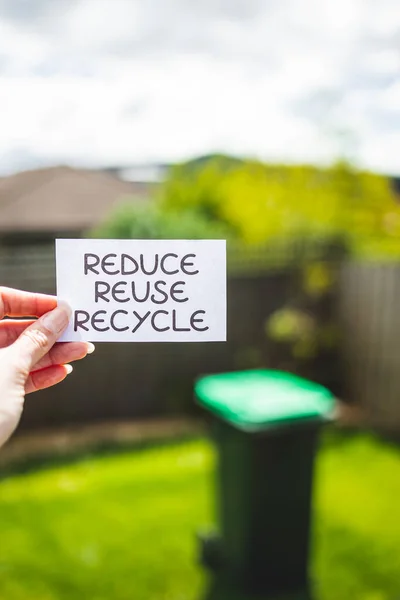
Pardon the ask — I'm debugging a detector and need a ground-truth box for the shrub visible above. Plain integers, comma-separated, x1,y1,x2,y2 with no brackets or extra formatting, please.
93,202,231,241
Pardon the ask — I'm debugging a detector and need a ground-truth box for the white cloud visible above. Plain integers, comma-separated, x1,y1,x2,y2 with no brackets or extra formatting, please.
0,0,399,174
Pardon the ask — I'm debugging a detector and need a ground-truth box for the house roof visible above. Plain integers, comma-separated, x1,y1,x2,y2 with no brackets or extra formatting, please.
0,166,149,234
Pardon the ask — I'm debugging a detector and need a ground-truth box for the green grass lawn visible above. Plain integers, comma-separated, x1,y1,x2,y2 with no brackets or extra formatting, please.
0,432,399,600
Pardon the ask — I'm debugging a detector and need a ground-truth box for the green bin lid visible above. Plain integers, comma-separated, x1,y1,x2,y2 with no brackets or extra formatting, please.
195,369,335,431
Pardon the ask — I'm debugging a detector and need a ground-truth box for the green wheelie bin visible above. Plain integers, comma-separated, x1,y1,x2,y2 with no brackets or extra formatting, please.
195,369,335,598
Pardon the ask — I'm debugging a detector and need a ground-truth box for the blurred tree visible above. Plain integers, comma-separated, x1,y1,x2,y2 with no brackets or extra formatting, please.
94,202,231,240
97,155,400,257
159,156,400,253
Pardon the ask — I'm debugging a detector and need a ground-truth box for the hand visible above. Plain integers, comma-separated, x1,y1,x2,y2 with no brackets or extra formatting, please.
0,287,94,448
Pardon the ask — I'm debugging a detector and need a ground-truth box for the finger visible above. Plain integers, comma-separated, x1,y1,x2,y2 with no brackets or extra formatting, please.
0,320,35,348
0,287,57,319
10,303,71,374
32,342,95,372
25,364,73,394
0,323,94,367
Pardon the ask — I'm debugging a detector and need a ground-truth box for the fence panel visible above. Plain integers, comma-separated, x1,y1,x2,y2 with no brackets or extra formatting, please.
0,238,341,432
339,262,400,431
0,243,55,294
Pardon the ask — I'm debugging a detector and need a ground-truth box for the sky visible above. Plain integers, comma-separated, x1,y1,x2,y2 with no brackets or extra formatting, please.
0,0,399,176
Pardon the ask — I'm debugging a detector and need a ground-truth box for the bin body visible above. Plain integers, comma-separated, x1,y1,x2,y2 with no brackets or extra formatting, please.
195,369,334,597
215,419,319,593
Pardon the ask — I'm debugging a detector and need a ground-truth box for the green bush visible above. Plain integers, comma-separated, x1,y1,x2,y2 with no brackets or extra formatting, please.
95,155,400,258
94,202,231,240
159,157,400,254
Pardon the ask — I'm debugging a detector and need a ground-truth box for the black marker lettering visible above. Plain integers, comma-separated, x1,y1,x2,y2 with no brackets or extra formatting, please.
172,309,190,332
181,253,199,275
74,310,90,331
132,310,151,333
112,281,129,303
151,310,170,332
131,281,150,302
121,254,139,275
170,281,188,303
101,253,118,275
92,310,110,332
160,253,179,275
95,281,111,303
190,310,209,331
140,253,159,275
111,310,129,332
84,253,100,275
150,280,168,304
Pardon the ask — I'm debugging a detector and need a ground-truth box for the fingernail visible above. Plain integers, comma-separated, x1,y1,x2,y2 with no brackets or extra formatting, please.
65,364,73,375
58,300,72,315
86,342,95,354
41,303,72,335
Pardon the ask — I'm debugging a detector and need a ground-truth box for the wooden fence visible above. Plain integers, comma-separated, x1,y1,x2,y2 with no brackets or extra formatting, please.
5,239,400,434
338,262,400,432
0,240,300,430
0,243,55,294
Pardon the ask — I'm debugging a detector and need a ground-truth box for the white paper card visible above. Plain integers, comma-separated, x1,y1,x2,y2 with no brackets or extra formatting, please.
56,239,226,342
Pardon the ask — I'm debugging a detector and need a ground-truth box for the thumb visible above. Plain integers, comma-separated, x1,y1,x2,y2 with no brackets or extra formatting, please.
10,303,71,374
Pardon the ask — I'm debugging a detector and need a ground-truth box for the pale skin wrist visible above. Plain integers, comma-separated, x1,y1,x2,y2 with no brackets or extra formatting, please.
0,287,94,448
